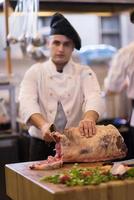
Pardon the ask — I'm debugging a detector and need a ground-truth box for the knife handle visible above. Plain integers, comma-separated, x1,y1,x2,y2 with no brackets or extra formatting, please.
49,124,57,133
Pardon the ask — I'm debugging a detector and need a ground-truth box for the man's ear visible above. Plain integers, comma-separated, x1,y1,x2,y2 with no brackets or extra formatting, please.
72,43,75,52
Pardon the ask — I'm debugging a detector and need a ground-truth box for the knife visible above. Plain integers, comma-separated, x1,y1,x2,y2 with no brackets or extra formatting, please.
103,159,134,167
49,101,67,133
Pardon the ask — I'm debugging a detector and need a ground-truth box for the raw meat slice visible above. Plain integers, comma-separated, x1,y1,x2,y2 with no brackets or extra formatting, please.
29,142,63,170
29,155,63,170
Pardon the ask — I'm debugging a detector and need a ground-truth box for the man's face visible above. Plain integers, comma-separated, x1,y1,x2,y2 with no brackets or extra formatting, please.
48,35,74,67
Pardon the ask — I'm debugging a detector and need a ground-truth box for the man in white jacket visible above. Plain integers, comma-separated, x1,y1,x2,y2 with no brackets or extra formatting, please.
104,42,134,158
19,13,104,161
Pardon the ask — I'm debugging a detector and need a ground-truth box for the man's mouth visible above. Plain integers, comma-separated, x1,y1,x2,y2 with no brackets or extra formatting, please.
56,54,64,58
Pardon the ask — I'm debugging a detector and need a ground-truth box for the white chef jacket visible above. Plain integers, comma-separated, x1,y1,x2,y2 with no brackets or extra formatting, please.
19,58,104,139
104,42,134,126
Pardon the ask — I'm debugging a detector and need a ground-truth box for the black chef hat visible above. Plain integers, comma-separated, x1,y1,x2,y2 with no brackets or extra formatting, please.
50,13,81,50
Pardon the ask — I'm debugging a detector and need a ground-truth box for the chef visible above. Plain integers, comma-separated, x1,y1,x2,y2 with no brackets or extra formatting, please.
19,12,104,161
104,42,134,158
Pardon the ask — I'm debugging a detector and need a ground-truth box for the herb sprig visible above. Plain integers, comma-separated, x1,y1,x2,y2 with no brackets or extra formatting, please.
40,164,134,187
40,164,115,186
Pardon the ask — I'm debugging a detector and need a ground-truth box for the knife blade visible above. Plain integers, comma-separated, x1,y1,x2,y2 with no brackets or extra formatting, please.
49,101,67,133
103,159,134,167
114,159,134,167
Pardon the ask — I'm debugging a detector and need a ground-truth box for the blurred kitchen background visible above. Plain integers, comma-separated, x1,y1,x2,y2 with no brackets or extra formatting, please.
1,0,134,199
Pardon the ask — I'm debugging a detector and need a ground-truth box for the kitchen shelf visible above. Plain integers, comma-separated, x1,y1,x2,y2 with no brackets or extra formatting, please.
0,82,17,133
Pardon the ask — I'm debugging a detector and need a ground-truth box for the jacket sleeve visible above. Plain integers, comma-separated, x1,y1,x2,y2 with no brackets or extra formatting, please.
81,67,105,118
104,49,127,92
18,64,41,123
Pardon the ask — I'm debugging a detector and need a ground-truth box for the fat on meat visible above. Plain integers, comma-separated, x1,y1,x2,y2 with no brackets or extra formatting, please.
61,124,127,162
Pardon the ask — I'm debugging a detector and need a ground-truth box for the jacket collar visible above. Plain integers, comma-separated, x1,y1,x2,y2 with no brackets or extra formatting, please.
46,58,74,78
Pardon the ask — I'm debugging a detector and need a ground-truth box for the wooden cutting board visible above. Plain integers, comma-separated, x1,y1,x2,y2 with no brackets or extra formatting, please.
5,161,134,200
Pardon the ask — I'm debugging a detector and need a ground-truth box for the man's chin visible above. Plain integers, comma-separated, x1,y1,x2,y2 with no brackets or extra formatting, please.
53,59,67,66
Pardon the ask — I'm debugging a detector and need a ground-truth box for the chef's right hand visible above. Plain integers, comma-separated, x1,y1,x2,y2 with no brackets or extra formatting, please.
41,123,61,142
79,119,96,138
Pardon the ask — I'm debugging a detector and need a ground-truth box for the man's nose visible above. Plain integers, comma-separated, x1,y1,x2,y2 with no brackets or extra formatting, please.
58,44,64,51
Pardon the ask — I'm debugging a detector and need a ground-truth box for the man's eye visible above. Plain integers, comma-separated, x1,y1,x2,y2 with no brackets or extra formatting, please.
53,41,60,45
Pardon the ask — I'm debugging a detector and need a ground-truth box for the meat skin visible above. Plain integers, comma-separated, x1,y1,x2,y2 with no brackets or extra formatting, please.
61,124,127,162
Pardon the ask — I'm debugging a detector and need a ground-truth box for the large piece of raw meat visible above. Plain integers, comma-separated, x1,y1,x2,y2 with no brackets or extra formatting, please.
61,124,127,162
30,124,127,170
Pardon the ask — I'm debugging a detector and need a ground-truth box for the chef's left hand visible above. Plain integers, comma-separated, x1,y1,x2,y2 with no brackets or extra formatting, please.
78,119,96,138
